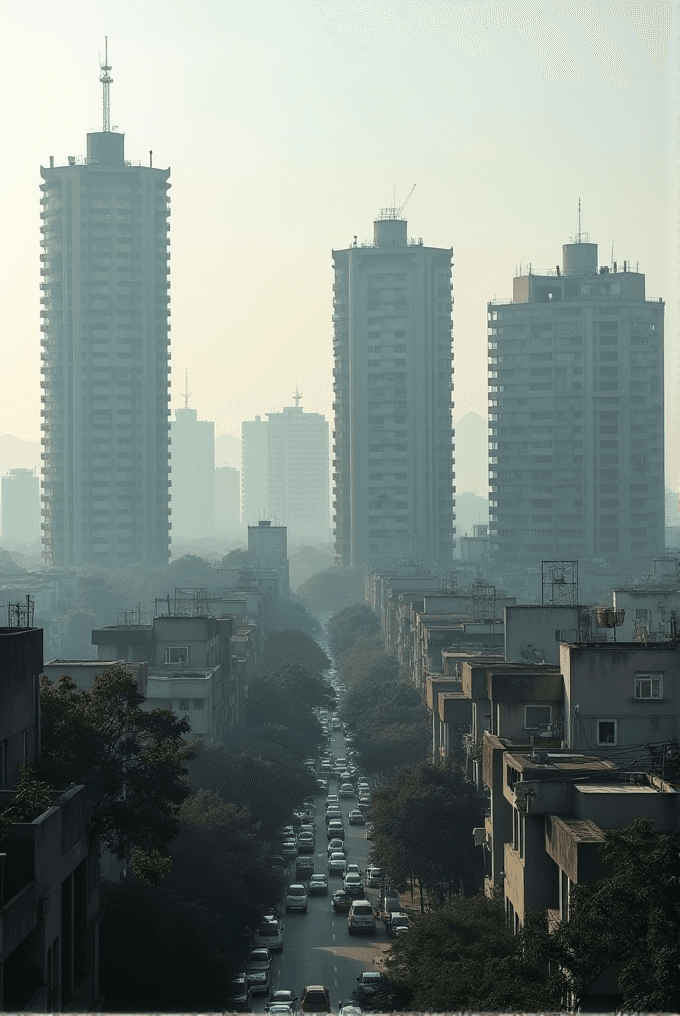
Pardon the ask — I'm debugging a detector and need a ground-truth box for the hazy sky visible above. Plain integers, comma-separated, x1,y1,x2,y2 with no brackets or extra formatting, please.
0,1,676,485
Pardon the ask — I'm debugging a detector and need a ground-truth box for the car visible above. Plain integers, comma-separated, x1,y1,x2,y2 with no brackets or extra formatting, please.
345,863,361,875
355,972,386,997
295,856,314,878
308,873,329,895
246,948,272,995
267,990,298,1013
281,840,298,857
254,918,284,950
328,853,347,875
300,985,331,1014
379,889,401,915
342,873,364,897
357,782,370,795
348,810,365,825
347,899,376,935
325,809,342,824
364,865,383,888
327,820,345,840
338,783,354,798
279,825,296,839
316,778,328,791
327,837,346,856
331,889,353,913
224,974,252,1012
356,800,371,815
266,1005,294,1016
299,821,316,835
325,794,339,807
247,947,272,971
385,912,410,937
284,883,308,912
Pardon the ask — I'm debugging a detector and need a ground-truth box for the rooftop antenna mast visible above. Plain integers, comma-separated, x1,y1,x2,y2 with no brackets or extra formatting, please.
99,37,113,132
182,369,191,409
293,386,303,408
577,197,581,242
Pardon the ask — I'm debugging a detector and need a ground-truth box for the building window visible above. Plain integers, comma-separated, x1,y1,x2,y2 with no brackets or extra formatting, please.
525,705,551,729
178,699,190,711
634,673,663,699
192,699,205,710
164,646,190,664
635,609,650,620
597,719,617,745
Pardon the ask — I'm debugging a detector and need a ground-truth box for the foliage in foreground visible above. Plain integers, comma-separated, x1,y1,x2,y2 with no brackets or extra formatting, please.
38,665,194,860
368,759,484,905
385,891,555,1012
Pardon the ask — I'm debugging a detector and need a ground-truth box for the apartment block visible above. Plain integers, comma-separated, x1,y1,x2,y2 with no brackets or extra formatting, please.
170,405,215,540
1,469,40,547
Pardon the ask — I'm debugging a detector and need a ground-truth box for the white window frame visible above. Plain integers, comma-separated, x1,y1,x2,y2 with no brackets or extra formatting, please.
634,672,663,700
597,719,617,745
163,646,190,665
524,704,552,729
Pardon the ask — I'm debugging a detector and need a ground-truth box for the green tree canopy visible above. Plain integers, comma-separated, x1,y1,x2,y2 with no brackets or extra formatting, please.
385,891,554,1012
368,759,484,906
327,602,380,658
38,665,194,859
335,632,391,686
263,628,330,673
296,567,366,613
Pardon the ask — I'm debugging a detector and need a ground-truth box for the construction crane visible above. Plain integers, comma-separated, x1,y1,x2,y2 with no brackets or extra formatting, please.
396,184,416,216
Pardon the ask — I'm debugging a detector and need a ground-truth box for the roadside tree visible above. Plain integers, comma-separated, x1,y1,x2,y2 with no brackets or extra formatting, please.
327,603,380,658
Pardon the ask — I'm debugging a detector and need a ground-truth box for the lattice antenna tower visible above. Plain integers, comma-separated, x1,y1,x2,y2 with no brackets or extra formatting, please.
182,369,191,409
99,37,113,132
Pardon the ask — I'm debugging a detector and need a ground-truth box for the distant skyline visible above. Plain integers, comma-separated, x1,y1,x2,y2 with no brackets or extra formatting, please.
0,2,676,488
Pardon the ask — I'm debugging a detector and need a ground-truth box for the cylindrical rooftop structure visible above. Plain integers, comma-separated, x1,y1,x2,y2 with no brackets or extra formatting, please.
87,131,125,165
562,241,598,276
374,218,407,246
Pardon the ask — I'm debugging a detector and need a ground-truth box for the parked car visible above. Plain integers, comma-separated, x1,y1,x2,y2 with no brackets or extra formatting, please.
308,873,329,895
325,794,339,807
297,832,315,854
338,783,355,798
327,837,346,856
356,800,371,815
325,807,342,823
246,948,272,995
348,810,365,825
281,840,298,858
316,778,328,791
345,863,362,876
364,865,383,888
378,889,401,919
331,889,353,913
284,884,308,912
300,985,331,1014
224,974,252,1012
347,899,376,935
328,853,347,875
385,912,410,937
254,919,284,950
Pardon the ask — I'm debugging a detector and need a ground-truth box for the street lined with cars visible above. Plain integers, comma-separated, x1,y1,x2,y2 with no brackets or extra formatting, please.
243,718,399,1014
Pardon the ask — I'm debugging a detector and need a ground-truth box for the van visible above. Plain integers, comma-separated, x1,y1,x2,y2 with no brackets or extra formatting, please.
347,899,376,936
254,919,284,950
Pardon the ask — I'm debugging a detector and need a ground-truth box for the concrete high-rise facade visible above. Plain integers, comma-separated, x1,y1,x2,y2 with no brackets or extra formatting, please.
215,465,240,532
488,236,665,575
332,212,455,568
39,65,170,567
241,401,330,540
170,406,215,541
1,469,40,547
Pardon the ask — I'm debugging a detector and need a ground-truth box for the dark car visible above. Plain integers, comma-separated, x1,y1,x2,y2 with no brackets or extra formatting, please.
224,974,252,1012
300,985,331,1013
267,989,298,1013
331,889,353,913
296,856,315,878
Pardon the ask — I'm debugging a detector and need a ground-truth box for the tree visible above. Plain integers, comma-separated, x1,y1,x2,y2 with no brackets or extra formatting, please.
335,632,391,686
368,759,485,907
38,665,194,860
522,817,680,1012
269,595,322,637
296,567,366,613
263,628,330,673
385,891,554,1012
327,603,380,658
245,661,335,754
0,764,53,842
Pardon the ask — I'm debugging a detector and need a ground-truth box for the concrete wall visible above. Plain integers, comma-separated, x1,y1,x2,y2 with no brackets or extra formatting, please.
0,628,42,788
505,604,581,664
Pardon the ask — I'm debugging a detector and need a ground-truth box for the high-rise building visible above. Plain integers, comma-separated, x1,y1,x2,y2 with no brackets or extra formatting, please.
332,211,455,568
1,469,40,547
241,398,330,540
488,234,665,575
39,50,171,567
170,405,215,541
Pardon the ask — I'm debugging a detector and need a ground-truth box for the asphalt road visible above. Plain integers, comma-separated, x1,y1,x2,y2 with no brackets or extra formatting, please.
252,730,391,1014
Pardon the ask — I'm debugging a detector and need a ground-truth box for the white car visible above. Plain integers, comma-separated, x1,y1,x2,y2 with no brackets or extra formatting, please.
285,884,308,912
328,853,347,875
254,918,284,950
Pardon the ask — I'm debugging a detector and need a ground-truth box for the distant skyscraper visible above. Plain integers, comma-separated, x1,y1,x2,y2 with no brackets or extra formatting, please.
332,211,455,568
241,398,330,541
215,466,241,531
1,469,40,547
488,233,665,574
170,404,215,541
39,49,170,567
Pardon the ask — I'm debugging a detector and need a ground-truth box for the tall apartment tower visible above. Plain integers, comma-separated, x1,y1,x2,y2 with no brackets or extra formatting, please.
488,234,665,575
241,399,330,541
332,211,455,568
39,51,171,567
170,403,215,541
